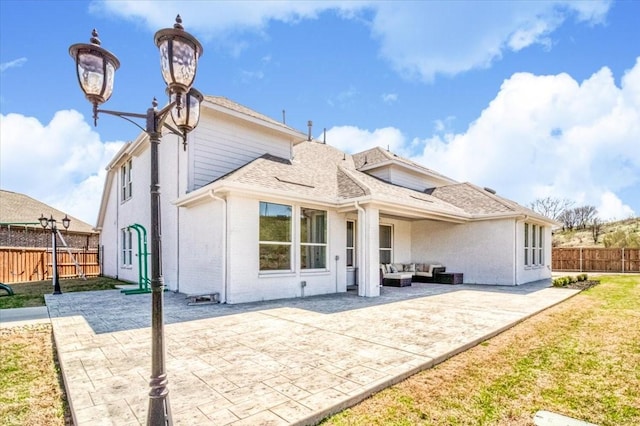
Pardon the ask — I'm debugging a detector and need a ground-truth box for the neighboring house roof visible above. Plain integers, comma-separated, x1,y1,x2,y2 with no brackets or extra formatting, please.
178,141,553,225
0,189,96,234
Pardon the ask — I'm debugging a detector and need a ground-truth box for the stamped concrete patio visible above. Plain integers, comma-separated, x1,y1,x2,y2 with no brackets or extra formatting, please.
45,280,580,425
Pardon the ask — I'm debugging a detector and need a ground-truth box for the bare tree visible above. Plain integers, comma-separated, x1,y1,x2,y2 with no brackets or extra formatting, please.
558,209,577,230
591,217,603,244
529,197,574,220
574,205,597,230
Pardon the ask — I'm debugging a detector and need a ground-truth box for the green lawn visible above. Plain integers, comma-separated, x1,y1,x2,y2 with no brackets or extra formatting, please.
323,274,640,426
0,277,124,309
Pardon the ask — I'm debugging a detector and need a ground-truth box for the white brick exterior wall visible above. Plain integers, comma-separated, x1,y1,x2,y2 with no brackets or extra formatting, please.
411,218,552,285
221,196,347,304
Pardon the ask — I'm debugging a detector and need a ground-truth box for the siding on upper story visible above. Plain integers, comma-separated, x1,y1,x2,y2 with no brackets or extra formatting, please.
365,164,450,192
188,109,297,192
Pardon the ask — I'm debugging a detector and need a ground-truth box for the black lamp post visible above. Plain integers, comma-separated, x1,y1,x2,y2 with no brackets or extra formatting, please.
69,15,203,425
39,214,70,294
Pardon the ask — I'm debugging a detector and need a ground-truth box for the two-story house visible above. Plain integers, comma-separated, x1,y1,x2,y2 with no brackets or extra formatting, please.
96,95,556,303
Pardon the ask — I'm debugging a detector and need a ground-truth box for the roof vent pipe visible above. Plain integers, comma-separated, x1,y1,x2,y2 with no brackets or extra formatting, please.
307,120,313,141
323,128,326,144
282,109,286,124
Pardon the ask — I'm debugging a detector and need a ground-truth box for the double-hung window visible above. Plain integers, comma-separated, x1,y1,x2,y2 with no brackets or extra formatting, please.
538,226,544,265
346,220,355,267
121,159,132,201
259,202,292,271
524,223,529,266
532,224,537,265
300,208,327,269
524,223,545,267
379,224,393,264
121,228,132,267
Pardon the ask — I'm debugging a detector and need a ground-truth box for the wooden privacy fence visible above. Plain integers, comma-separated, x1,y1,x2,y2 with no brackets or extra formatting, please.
0,247,100,284
552,247,640,273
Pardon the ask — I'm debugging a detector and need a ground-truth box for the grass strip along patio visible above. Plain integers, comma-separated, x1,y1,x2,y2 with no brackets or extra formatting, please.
0,277,120,309
1,275,638,425
323,274,640,426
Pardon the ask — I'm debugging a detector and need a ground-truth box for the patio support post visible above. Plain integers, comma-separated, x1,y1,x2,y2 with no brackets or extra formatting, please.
362,206,381,297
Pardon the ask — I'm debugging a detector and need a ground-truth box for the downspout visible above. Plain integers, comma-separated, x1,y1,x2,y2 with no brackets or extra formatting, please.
208,190,228,303
515,215,528,286
354,201,366,297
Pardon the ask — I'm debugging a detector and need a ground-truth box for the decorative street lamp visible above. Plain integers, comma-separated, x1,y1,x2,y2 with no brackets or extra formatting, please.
69,15,203,425
39,214,71,295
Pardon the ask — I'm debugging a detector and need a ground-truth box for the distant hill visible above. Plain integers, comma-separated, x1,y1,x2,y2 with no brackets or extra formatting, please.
553,217,640,248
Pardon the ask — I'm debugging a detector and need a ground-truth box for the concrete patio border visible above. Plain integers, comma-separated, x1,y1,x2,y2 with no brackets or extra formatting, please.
44,280,580,425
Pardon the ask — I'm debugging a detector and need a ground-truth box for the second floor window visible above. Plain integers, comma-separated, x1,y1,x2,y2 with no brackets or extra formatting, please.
121,159,132,201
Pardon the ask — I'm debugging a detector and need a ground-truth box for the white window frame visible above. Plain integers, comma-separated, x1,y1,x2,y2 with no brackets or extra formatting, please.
524,222,545,267
379,224,393,264
538,226,544,265
259,202,293,272
524,223,529,266
346,220,356,268
121,159,132,202
121,228,132,267
300,207,327,270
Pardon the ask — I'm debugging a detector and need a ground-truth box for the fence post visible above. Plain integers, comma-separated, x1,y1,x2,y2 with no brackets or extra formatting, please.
579,247,583,272
622,247,625,273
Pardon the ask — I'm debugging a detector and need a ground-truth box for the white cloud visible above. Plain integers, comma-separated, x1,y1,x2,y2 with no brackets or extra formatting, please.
0,111,125,224
598,191,635,221
381,93,398,104
325,126,405,155
369,1,610,81
414,58,640,218
327,86,358,108
93,1,611,81
0,57,27,72
327,59,639,218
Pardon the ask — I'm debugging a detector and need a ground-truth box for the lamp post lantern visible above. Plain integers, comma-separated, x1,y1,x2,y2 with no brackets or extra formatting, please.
39,214,70,294
70,15,203,425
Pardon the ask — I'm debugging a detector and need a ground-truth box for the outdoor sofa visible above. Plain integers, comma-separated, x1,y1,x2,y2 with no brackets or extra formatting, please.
380,263,446,286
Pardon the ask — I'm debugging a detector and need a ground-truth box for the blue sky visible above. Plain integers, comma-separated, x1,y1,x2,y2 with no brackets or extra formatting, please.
1,0,639,224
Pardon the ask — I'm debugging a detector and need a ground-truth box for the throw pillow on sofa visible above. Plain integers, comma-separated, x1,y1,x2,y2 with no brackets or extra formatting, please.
403,263,416,272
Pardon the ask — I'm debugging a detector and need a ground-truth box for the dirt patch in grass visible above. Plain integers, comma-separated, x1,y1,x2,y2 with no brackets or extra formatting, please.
564,279,601,291
0,324,71,426
324,275,640,426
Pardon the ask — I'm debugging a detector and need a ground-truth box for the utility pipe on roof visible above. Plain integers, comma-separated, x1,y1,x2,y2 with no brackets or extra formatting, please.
208,190,228,303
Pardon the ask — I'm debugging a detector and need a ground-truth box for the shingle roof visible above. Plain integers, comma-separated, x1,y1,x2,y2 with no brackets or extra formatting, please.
427,183,541,217
352,146,454,183
0,190,96,234
204,96,302,134
202,141,544,222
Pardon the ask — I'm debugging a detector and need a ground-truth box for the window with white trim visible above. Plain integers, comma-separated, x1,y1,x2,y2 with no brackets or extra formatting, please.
532,224,537,265
379,224,393,264
300,208,327,269
524,222,544,267
346,220,355,267
259,202,292,271
121,159,132,201
538,226,544,265
524,223,529,266
121,228,132,267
